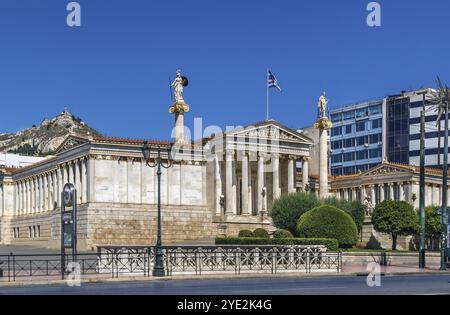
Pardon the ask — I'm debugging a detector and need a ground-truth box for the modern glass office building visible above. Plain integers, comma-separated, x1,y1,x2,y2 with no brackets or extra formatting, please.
328,89,440,176
329,99,384,176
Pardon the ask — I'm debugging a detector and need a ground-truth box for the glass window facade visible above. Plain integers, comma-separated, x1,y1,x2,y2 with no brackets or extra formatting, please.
387,97,409,164
329,100,384,176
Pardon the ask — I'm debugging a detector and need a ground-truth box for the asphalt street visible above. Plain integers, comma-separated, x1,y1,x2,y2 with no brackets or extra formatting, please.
1,274,450,295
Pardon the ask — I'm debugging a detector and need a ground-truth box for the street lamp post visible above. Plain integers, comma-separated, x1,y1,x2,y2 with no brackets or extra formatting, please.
142,141,173,277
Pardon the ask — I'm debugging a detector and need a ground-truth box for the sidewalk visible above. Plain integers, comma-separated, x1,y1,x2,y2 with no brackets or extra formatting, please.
1,266,449,287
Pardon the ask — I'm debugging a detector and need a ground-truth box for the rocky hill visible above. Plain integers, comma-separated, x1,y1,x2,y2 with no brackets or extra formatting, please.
0,109,102,156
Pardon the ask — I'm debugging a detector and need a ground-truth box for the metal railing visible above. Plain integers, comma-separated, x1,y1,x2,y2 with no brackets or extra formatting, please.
0,245,342,282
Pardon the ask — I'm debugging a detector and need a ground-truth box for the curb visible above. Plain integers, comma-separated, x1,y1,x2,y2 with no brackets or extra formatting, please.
2,270,450,287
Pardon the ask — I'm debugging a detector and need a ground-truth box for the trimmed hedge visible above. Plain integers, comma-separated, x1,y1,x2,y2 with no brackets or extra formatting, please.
273,229,294,239
253,228,270,238
215,237,339,251
297,205,358,247
238,230,254,238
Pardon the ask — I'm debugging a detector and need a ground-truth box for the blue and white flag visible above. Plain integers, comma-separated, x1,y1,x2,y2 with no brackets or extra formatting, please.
267,70,282,91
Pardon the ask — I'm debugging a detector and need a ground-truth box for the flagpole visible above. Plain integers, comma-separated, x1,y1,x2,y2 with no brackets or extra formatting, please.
266,68,269,121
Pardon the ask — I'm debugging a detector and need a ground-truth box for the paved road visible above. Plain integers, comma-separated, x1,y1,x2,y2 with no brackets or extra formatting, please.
1,274,450,295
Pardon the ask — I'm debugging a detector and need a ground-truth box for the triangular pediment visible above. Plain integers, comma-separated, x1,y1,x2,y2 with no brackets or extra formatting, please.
361,163,414,177
55,135,90,154
224,121,313,145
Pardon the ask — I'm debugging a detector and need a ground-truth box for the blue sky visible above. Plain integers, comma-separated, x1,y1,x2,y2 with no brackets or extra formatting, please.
0,0,449,140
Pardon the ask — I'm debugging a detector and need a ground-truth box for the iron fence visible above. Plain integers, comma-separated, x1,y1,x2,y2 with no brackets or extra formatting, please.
0,245,342,282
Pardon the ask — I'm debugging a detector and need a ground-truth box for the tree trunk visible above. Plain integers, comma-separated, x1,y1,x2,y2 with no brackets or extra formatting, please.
392,234,397,251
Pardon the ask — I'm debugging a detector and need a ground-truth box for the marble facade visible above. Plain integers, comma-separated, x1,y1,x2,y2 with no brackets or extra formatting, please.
0,121,313,250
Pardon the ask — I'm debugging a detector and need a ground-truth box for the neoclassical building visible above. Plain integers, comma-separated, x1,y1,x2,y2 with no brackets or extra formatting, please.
329,161,449,209
0,120,313,250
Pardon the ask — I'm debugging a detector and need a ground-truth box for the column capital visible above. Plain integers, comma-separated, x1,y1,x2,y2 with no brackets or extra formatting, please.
301,156,311,162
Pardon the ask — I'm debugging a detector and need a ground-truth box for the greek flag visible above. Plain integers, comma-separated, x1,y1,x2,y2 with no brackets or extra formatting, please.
267,70,282,91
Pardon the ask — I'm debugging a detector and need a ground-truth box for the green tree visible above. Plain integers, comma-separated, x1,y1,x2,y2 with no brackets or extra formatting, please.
322,197,365,232
425,205,441,250
270,192,320,236
372,200,419,250
297,205,358,247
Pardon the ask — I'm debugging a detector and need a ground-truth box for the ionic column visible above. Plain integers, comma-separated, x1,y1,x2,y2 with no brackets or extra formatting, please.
43,174,48,212
380,184,385,202
301,157,310,191
57,166,62,206
226,150,234,214
352,187,357,201
27,179,30,215
359,185,365,203
81,159,87,204
52,171,57,210
75,161,81,204
288,157,295,193
257,153,265,213
272,154,280,200
214,154,222,216
370,185,375,205
426,184,432,206
37,175,44,212
399,183,404,201
68,163,74,185
241,153,250,215
31,178,36,214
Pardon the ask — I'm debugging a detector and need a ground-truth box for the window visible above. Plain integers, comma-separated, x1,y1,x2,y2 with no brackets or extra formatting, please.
331,126,342,137
370,104,382,115
331,140,342,150
369,133,381,144
343,110,355,120
356,150,368,160
345,125,353,134
356,108,368,118
356,136,368,146
331,154,342,163
343,166,355,175
343,138,355,148
343,152,355,162
331,113,342,123
372,118,382,129
370,148,381,158
356,121,367,132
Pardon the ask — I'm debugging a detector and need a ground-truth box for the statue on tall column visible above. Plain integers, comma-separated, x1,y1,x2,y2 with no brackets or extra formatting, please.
171,69,188,102
317,92,328,118
169,69,190,114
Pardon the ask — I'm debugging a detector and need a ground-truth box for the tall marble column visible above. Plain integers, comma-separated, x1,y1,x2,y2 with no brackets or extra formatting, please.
380,184,385,202
370,185,375,205
214,154,222,216
75,161,81,204
225,150,234,214
241,153,250,215
43,174,48,212
399,183,404,201
301,157,310,191
272,154,280,200
288,157,295,193
257,153,265,214
81,159,87,204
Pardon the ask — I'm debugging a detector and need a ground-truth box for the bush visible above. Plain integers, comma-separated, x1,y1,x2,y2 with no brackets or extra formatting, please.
270,192,321,236
297,205,358,247
425,205,441,251
273,229,294,239
372,200,419,250
253,228,270,238
215,237,339,251
238,230,254,238
322,197,365,232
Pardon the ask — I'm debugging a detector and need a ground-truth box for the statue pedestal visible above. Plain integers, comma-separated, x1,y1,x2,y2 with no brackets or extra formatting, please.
169,101,190,145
